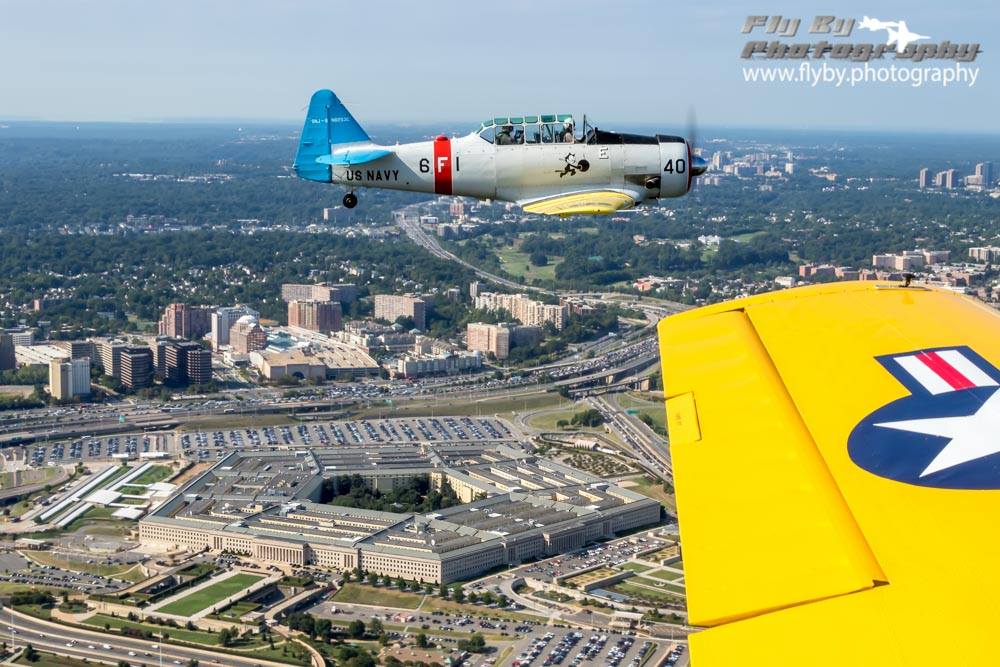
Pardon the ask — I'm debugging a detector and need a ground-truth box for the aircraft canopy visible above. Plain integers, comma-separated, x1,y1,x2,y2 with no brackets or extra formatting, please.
481,114,574,129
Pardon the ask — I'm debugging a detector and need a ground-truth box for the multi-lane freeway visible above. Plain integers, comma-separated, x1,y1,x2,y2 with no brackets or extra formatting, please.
2,606,292,667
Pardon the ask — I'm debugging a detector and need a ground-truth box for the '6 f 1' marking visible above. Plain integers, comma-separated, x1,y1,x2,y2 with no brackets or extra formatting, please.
422,136,451,195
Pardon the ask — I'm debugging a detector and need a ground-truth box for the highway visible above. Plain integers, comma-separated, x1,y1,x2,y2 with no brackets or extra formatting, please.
588,394,673,480
397,209,554,295
2,605,291,667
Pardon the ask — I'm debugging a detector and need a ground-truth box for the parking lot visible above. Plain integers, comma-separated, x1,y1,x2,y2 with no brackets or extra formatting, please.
508,626,674,667
14,416,521,468
26,433,169,466
178,416,518,461
509,534,672,584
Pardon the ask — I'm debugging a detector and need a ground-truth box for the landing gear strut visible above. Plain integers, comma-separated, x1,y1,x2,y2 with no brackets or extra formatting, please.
342,193,358,209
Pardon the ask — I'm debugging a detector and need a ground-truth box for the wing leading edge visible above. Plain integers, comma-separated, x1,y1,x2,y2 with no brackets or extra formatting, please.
657,282,1000,666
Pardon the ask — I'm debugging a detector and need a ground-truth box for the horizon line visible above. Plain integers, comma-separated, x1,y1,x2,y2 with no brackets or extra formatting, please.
2,117,998,138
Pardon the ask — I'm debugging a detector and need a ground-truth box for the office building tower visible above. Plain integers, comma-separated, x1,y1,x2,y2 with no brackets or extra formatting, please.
120,347,154,390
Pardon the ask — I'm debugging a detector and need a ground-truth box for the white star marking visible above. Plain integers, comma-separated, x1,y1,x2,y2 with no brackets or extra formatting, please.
875,388,1000,477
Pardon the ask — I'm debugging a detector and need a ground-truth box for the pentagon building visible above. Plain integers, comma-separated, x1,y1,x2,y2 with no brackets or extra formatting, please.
139,426,661,583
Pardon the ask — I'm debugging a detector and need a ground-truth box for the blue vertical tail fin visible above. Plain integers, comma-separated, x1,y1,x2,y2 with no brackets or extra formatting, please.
293,89,371,183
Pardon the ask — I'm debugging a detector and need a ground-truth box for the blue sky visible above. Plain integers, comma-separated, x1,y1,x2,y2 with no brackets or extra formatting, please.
0,0,994,131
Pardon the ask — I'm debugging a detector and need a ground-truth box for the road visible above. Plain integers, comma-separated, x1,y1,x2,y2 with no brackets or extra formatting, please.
589,394,672,479
2,605,289,667
397,210,554,295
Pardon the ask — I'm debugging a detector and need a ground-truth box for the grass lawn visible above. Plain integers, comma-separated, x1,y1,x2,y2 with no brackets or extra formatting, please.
644,569,682,581
730,231,767,243
618,562,653,574
611,581,682,605
23,550,145,580
14,603,52,619
84,612,227,645
1,466,58,490
15,651,94,667
215,600,260,621
129,464,172,486
83,613,281,652
158,572,264,617
616,393,667,431
496,246,561,282
179,414,303,431
62,505,130,533
625,475,675,512
333,582,422,609
0,582,71,595
565,567,617,587
357,391,564,419
528,407,584,431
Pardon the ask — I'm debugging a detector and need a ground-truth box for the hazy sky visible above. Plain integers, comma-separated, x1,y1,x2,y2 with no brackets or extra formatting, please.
0,0,994,131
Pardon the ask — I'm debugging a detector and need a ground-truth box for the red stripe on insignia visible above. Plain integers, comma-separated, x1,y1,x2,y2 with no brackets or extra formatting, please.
917,351,975,390
433,135,452,195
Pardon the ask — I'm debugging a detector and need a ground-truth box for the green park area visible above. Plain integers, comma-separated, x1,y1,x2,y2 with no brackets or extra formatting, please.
129,464,173,485
618,562,653,574
84,613,231,645
157,572,264,617
496,245,562,282
333,582,422,609
357,390,564,419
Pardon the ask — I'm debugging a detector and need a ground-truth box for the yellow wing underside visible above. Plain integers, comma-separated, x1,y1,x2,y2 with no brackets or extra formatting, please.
521,190,635,217
657,282,1000,666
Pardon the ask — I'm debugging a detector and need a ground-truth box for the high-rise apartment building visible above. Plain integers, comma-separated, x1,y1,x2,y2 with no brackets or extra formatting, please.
918,167,929,189
158,303,211,339
473,292,567,330
374,295,426,330
230,317,267,354
281,283,358,304
288,300,343,333
969,247,1000,263
467,323,511,360
211,305,259,350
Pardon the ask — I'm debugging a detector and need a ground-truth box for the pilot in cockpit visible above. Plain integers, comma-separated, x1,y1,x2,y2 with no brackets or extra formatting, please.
561,120,575,143
496,124,514,145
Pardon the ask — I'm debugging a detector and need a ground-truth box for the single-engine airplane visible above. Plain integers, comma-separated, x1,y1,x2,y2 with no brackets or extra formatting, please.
293,89,706,217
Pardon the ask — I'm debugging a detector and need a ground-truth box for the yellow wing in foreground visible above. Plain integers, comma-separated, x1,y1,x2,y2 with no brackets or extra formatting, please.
520,190,635,217
657,282,1000,666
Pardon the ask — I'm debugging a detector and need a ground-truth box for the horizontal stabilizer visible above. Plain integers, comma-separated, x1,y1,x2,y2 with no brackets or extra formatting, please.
316,147,394,166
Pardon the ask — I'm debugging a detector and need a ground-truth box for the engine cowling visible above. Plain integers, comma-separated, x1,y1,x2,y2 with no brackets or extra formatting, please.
657,135,692,198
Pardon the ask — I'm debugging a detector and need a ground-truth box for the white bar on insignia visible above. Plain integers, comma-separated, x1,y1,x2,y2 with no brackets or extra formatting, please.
895,355,953,395
936,349,998,388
